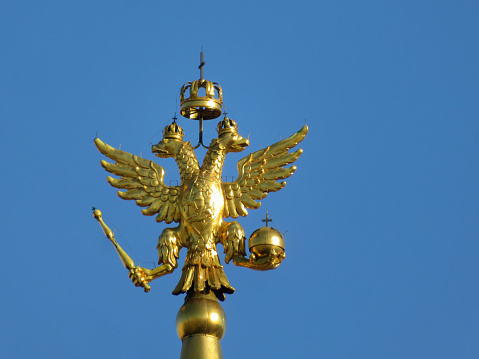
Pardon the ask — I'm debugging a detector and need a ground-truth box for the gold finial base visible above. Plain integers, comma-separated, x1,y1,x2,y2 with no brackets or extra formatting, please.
180,335,223,359
176,290,226,359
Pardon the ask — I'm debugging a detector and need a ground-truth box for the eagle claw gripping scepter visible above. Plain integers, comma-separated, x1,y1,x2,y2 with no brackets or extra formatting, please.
93,53,307,359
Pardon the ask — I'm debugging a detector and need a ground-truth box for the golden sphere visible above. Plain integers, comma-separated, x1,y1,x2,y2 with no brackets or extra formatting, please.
176,291,226,341
93,209,102,219
249,227,285,258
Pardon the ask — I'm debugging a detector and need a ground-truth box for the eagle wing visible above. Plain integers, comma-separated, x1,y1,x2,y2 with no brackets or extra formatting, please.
94,138,181,224
222,125,308,218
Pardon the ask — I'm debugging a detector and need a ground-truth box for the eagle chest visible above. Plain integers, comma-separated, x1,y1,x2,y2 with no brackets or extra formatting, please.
180,175,224,234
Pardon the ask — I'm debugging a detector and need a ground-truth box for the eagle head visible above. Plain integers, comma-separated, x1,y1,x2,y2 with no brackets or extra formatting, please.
151,138,185,158
218,132,250,153
217,116,249,153
152,122,186,158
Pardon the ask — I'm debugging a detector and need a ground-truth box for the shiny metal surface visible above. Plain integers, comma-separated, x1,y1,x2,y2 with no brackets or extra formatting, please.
180,79,223,120
92,209,151,292
180,335,223,359
176,291,226,359
94,114,307,298
176,291,226,341
249,226,285,259
93,65,308,358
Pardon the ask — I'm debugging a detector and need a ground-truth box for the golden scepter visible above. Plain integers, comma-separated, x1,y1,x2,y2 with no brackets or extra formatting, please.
92,208,151,292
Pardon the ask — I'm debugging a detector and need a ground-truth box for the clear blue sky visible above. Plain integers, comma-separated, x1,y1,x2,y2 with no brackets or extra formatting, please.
1,1,478,358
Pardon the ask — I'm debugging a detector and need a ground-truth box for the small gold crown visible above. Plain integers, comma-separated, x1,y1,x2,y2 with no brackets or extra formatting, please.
163,122,184,140
180,79,223,120
217,116,238,136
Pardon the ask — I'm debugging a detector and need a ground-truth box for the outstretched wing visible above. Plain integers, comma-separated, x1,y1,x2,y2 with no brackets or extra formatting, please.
94,138,181,224
222,125,308,218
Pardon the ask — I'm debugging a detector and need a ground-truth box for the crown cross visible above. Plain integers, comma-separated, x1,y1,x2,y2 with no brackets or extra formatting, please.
198,50,205,80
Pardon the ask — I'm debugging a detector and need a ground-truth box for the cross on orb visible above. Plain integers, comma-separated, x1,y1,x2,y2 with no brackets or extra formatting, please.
262,211,273,227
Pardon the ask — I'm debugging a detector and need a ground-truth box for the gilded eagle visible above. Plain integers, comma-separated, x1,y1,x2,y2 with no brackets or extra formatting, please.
95,117,307,300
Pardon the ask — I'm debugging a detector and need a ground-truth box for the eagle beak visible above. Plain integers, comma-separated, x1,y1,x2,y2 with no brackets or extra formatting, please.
231,138,250,152
152,142,170,158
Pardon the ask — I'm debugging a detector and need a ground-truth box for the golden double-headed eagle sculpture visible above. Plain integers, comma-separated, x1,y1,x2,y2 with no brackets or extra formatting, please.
94,71,307,301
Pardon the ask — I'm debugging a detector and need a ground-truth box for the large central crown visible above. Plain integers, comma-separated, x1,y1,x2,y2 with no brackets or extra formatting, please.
180,79,223,120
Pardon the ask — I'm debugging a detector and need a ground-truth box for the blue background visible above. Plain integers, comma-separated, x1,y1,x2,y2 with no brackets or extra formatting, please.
1,1,478,358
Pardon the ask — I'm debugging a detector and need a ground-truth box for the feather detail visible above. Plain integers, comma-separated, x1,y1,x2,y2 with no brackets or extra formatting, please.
136,195,155,207
221,125,307,219
141,198,162,216
240,194,261,209
118,188,146,200
155,204,169,222
94,137,181,223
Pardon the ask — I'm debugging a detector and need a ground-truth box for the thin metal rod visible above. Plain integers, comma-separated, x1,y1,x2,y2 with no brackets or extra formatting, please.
193,116,210,149
198,50,205,80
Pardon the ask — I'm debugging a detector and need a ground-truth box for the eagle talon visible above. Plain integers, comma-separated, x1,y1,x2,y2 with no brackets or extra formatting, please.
128,267,151,287
250,249,285,270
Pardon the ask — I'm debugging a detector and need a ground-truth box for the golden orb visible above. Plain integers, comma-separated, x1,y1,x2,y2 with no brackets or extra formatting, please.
249,227,285,258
